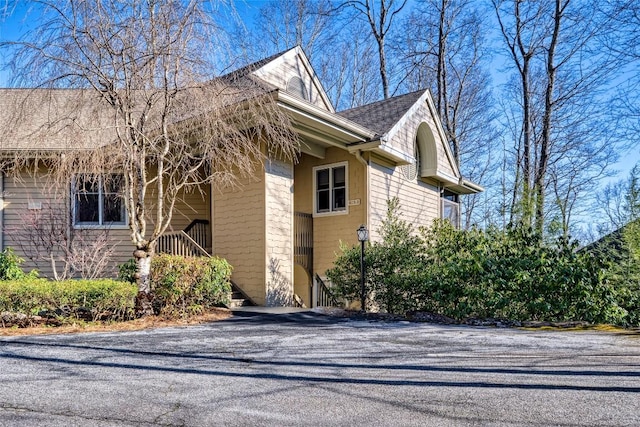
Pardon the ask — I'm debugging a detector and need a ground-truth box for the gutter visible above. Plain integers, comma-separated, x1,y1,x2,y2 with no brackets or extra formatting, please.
354,150,370,232
277,92,375,142
460,178,484,193
0,171,3,251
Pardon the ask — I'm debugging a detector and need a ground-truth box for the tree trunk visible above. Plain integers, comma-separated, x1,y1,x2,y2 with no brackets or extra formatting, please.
534,0,563,235
378,37,389,99
134,247,154,317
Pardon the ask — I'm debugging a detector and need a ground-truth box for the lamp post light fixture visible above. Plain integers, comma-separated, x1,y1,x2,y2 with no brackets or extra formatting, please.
356,224,369,312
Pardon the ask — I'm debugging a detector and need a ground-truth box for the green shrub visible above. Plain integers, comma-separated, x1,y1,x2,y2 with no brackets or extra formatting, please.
150,254,232,317
327,198,632,325
0,248,37,280
118,258,137,283
0,278,137,322
327,198,425,313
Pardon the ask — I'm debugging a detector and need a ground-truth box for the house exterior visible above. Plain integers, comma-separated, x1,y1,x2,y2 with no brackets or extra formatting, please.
0,47,481,307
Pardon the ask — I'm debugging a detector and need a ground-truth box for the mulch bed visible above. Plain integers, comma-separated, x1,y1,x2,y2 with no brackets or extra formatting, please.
0,308,232,336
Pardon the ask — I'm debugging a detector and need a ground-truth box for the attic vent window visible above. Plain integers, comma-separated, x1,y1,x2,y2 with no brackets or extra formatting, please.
401,140,420,181
287,76,309,101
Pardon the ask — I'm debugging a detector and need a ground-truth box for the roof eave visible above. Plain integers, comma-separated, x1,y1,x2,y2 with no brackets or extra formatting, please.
445,178,484,195
277,91,375,145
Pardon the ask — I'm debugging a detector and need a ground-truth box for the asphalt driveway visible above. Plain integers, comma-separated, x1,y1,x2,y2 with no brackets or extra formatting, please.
1,310,639,426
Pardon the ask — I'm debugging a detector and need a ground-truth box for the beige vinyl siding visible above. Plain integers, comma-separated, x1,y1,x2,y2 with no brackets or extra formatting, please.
385,100,458,180
213,172,266,305
294,148,366,278
369,161,440,242
2,171,132,278
2,169,213,279
264,159,294,306
253,52,330,111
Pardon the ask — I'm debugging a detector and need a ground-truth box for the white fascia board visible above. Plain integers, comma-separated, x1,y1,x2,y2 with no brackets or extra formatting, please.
460,179,484,193
377,143,415,164
383,90,430,145
423,91,462,178
420,164,483,194
422,168,459,186
346,140,415,165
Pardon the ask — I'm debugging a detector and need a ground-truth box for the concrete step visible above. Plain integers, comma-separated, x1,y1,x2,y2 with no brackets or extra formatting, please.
229,298,251,308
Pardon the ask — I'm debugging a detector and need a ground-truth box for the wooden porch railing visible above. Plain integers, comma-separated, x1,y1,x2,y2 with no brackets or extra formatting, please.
157,219,210,257
294,212,313,275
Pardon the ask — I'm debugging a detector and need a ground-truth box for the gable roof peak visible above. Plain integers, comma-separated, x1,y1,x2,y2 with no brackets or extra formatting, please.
218,47,298,83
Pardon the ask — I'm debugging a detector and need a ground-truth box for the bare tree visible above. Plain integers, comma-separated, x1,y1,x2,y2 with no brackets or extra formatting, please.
345,0,408,99
594,164,640,235
254,0,336,62
494,0,622,235
1,0,298,315
327,22,380,110
399,0,497,228
6,202,115,280
601,1,640,139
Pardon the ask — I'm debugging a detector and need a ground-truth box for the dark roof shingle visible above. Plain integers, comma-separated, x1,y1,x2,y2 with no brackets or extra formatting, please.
337,89,426,136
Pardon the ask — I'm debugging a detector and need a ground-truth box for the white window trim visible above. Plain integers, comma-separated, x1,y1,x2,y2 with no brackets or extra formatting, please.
72,174,128,229
313,161,349,217
441,194,460,229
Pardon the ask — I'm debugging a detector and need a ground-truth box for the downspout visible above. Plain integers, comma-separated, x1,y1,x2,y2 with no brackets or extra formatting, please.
354,150,369,232
0,171,3,251
209,181,215,255
439,184,444,221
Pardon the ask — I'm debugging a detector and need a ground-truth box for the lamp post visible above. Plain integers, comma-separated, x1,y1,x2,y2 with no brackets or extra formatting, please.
356,224,369,312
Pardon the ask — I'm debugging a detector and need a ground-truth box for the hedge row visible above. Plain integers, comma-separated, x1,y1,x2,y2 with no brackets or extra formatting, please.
0,278,137,322
0,250,233,325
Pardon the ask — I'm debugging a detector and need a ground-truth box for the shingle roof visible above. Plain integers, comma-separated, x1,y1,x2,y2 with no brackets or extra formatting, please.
218,47,295,84
0,50,428,153
0,54,285,151
0,88,116,151
337,89,426,137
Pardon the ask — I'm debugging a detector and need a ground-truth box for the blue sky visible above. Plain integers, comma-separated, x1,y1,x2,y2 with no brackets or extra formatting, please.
1,1,637,188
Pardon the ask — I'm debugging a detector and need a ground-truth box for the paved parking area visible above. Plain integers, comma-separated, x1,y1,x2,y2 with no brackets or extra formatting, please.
1,310,639,426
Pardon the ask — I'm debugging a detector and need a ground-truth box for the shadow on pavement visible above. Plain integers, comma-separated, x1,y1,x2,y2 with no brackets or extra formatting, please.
227,308,350,325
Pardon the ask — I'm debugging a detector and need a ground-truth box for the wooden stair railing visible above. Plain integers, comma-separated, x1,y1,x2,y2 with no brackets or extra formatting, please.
157,231,210,257
183,219,209,250
314,274,339,307
294,212,313,276
157,219,210,257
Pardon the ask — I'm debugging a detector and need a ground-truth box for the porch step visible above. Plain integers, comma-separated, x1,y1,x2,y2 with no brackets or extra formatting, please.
229,298,252,308
226,281,255,309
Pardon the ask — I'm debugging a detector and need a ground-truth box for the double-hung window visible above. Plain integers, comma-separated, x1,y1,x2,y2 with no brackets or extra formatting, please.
73,174,126,227
314,162,347,215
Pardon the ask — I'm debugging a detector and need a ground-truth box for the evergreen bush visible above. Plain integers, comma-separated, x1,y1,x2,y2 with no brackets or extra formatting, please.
149,254,232,317
0,278,137,322
328,198,633,325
